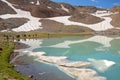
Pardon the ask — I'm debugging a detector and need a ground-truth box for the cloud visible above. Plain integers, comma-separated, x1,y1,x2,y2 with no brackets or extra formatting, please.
113,2,120,6
91,0,96,2
91,0,98,2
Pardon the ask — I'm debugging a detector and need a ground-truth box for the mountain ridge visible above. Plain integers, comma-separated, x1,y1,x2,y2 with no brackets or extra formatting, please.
0,0,120,34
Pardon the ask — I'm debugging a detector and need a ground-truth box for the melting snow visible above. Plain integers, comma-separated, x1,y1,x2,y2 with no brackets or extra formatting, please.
0,0,42,32
47,6,52,9
30,2,34,4
61,4,69,12
48,15,113,31
48,10,118,31
0,1,118,32
36,0,40,5
88,58,116,72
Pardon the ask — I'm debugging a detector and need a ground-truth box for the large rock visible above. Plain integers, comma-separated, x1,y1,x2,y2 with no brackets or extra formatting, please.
69,13,104,24
111,13,120,27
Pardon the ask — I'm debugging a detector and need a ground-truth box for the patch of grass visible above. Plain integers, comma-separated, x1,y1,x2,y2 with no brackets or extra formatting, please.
0,39,29,80
46,32,93,38
0,32,94,40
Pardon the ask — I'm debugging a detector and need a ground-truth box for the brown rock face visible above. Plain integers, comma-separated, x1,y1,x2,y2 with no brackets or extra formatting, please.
30,5,70,18
111,13,120,27
0,18,28,30
40,19,94,33
0,0,16,15
3,0,105,18
110,6,120,12
31,6,56,18
69,13,104,24
74,6,97,13
7,0,51,5
6,0,75,18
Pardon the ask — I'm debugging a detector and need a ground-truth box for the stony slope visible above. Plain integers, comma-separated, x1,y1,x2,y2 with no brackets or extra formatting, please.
6,0,75,18
0,18,28,31
111,13,120,28
110,6,120,12
40,19,94,33
74,6,98,13
0,0,16,15
0,0,120,33
69,13,104,24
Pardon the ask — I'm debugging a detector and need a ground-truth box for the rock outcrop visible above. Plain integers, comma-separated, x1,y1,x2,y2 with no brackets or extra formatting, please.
111,13,120,27
110,6,120,12
69,13,104,24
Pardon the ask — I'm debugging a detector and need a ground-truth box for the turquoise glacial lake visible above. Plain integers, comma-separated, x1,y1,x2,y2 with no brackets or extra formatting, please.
13,36,120,80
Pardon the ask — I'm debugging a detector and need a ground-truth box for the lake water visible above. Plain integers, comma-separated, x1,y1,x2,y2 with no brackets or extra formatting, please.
12,36,120,80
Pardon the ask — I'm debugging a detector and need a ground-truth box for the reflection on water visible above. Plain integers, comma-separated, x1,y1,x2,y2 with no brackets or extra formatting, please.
12,36,120,80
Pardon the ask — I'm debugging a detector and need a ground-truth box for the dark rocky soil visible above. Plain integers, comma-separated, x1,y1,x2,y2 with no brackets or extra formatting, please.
0,18,29,30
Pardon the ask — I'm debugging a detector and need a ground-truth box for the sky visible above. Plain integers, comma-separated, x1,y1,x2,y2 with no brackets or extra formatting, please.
52,0,120,8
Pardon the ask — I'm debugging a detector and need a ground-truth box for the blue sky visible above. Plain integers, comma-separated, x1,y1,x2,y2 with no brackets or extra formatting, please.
52,0,120,8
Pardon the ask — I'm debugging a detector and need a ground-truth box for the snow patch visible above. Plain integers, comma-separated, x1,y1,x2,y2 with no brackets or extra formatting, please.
59,67,106,80
88,58,116,72
47,6,52,9
30,2,34,4
0,0,42,32
61,4,69,12
36,0,40,5
48,10,117,31
48,15,113,31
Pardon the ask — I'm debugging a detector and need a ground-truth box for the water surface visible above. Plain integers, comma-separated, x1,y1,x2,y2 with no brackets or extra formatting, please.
12,36,120,80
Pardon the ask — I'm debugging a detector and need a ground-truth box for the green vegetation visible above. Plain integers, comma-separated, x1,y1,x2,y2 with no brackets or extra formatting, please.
0,38,29,80
0,32,93,40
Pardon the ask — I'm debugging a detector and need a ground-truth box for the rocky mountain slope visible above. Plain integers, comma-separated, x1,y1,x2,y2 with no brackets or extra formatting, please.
0,0,120,34
69,13,104,24
0,0,16,15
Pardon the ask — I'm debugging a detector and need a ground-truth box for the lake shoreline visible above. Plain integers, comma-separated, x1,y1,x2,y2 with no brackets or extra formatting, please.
11,42,105,80
2,33,120,80
0,39,29,80
10,36,108,80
